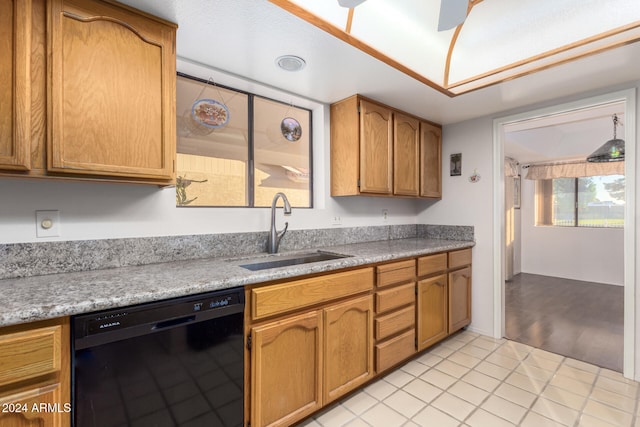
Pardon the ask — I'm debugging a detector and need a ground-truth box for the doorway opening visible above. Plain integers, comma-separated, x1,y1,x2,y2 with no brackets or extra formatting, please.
493,89,636,379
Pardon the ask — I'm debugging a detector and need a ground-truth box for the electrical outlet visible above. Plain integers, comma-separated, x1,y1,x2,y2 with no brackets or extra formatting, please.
382,209,389,222
332,215,342,226
36,210,60,238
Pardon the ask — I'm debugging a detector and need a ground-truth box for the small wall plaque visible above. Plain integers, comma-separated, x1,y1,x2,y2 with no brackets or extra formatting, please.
450,153,462,176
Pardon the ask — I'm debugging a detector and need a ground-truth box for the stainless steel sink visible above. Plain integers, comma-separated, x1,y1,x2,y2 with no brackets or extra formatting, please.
239,251,351,271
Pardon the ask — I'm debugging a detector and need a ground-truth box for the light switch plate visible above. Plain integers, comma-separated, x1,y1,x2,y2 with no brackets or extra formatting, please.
36,210,60,238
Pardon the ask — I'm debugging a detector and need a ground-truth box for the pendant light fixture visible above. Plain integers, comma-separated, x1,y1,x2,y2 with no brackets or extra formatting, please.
587,114,624,162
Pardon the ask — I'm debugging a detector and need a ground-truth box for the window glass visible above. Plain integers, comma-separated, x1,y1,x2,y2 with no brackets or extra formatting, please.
253,97,311,208
551,178,575,226
578,175,624,227
535,175,624,228
175,74,312,207
176,75,249,206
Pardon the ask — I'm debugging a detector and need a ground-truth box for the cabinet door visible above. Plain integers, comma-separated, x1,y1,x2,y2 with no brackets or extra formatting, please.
0,317,70,427
48,0,176,181
0,0,31,170
420,121,442,198
0,384,68,427
251,311,322,427
417,274,448,350
359,100,393,194
449,266,472,333
393,113,419,196
324,295,373,404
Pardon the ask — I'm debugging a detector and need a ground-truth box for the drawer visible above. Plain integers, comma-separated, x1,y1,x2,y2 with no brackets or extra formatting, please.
0,325,62,387
251,267,374,320
375,282,415,314
377,260,415,288
449,248,472,269
417,253,447,277
375,304,415,340
375,328,415,373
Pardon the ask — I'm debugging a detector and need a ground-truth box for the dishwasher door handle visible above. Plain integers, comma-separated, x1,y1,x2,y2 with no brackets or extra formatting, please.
152,315,196,330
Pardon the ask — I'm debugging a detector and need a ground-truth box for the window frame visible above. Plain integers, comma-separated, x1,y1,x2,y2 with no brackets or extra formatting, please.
176,72,314,208
535,176,624,228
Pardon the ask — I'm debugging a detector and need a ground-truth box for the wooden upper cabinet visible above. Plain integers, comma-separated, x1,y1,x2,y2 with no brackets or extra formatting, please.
393,113,420,196
420,121,442,198
330,94,442,198
48,0,176,182
0,0,31,171
359,99,393,194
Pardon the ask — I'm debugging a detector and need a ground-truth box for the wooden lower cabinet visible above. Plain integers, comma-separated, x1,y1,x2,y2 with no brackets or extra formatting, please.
449,266,472,333
250,311,322,427
247,251,471,426
373,260,417,373
324,295,373,404
0,318,70,427
375,328,415,373
416,274,448,350
249,296,374,427
0,386,66,427
248,265,375,427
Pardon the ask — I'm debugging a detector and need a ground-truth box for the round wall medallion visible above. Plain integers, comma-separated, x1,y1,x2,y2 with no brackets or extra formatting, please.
281,117,302,142
191,99,229,128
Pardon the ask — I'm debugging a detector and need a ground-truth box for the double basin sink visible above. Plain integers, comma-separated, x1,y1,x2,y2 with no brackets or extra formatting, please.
239,251,351,271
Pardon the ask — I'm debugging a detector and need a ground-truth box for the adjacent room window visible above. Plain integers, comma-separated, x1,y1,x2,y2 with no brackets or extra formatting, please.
175,73,312,207
535,175,625,228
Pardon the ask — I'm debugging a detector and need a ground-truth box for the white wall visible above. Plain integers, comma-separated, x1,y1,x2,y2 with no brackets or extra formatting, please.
520,177,624,285
417,117,495,337
0,60,424,244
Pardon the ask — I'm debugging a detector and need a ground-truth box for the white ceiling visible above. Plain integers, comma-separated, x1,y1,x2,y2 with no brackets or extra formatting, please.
504,103,625,164
280,0,640,94
117,0,640,128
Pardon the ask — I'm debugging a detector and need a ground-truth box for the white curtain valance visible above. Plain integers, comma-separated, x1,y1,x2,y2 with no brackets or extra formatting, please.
505,157,520,177
524,160,624,180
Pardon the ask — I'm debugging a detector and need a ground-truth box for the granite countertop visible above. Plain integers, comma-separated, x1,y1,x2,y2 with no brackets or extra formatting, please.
0,237,474,327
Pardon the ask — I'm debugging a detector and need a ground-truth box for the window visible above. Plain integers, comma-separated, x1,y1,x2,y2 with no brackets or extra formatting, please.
535,175,624,228
175,73,312,207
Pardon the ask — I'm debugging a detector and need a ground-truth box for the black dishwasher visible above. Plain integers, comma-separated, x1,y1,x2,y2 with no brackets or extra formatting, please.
72,288,244,427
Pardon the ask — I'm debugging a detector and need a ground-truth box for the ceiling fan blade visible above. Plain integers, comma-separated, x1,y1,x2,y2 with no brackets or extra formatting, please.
337,0,367,8
438,0,468,31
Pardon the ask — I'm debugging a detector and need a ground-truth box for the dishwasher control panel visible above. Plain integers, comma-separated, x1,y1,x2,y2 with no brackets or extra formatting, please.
73,288,244,349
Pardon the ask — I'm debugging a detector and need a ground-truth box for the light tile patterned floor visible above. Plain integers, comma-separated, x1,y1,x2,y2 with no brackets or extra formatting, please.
299,331,639,427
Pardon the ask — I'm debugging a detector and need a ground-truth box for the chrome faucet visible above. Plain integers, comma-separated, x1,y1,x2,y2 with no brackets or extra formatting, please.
267,192,292,254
